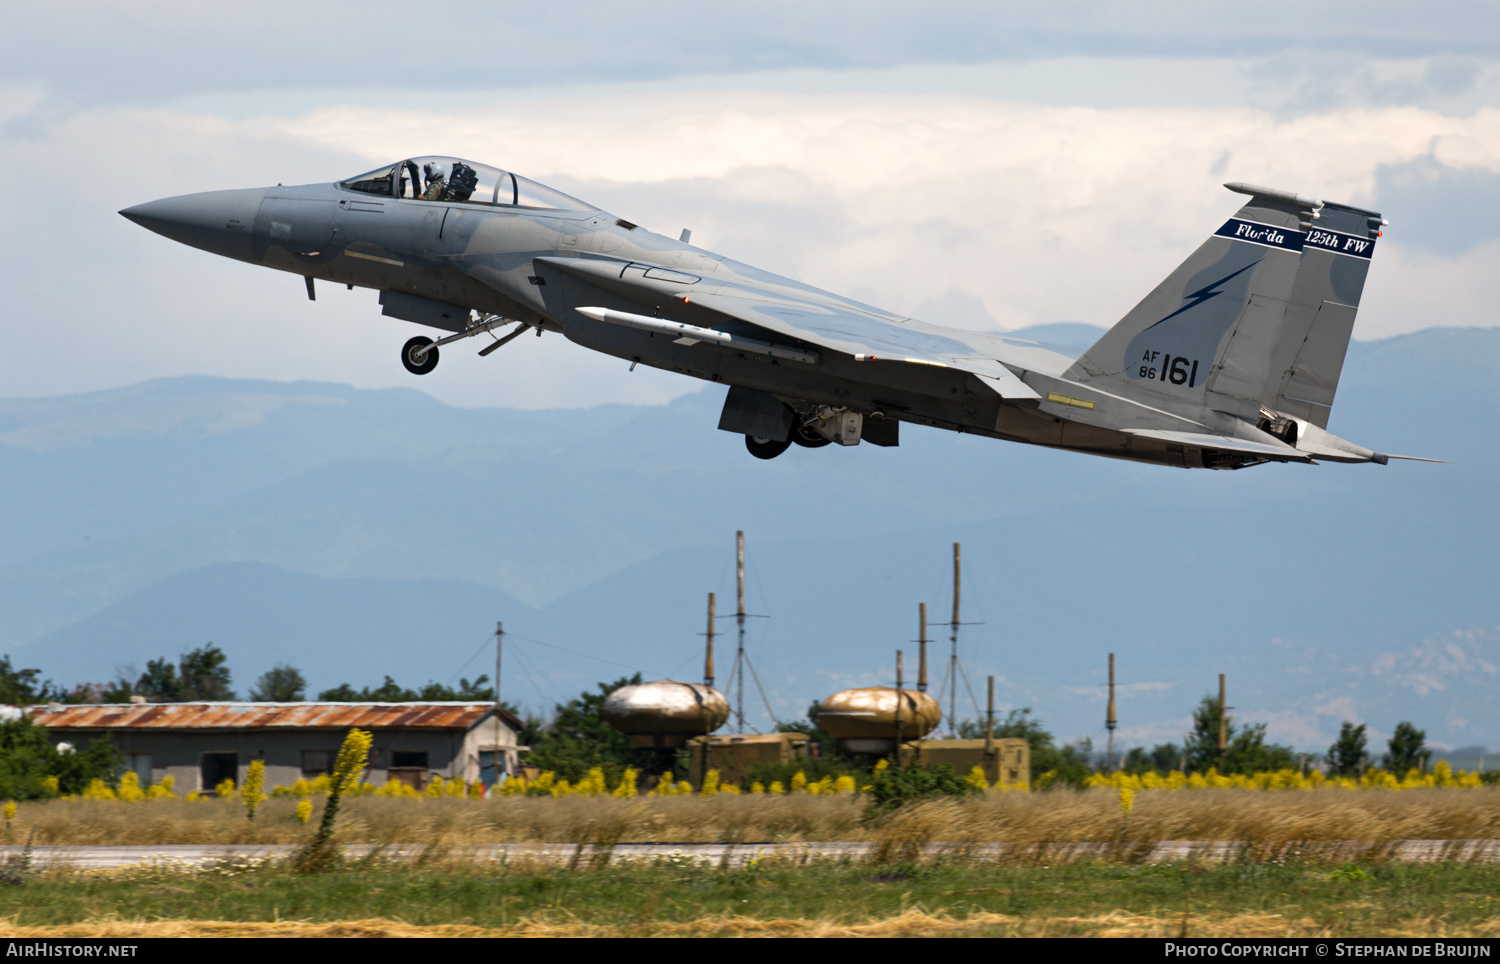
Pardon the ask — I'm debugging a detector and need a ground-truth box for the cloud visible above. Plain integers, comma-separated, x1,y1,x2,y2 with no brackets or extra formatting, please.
2,91,1498,407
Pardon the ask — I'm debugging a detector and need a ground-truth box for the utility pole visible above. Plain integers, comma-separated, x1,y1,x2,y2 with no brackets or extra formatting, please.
894,649,905,761
1106,652,1117,774
704,593,716,687
1217,673,1228,773
736,530,746,733
917,603,929,693
494,621,504,712
985,675,995,756
949,542,961,737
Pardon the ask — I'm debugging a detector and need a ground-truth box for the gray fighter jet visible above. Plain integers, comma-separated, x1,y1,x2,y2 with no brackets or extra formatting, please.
121,155,1430,468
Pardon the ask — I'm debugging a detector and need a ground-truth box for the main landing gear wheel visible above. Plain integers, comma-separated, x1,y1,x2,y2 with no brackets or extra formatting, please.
791,421,832,448
402,336,439,375
745,434,792,460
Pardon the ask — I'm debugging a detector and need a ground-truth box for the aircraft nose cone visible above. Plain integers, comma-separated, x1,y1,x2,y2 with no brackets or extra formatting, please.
120,187,266,261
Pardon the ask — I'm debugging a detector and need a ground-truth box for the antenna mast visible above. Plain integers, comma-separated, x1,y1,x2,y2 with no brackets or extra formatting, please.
1218,673,1228,772
704,593,716,687
949,542,960,736
494,621,504,712
917,603,928,693
736,530,746,733
1106,652,1117,774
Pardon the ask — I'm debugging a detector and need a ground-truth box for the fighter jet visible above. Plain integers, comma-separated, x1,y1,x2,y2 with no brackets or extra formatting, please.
121,155,1428,468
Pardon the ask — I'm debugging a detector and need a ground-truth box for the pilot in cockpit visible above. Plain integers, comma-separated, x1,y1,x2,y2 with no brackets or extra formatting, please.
421,162,448,201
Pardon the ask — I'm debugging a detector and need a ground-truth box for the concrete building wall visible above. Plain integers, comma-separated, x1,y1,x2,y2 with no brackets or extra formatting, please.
51,716,522,792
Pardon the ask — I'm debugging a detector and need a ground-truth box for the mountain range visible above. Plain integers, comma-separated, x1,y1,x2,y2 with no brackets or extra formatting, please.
3,322,1496,754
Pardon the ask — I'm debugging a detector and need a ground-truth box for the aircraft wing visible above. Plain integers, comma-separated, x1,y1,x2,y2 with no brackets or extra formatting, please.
1122,428,1314,463
539,256,1041,400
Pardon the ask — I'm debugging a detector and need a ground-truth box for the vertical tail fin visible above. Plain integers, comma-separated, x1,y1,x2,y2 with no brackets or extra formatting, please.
1064,184,1323,422
1265,201,1385,427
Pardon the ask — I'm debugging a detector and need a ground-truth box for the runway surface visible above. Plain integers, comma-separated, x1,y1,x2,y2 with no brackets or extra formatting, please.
0,840,1495,869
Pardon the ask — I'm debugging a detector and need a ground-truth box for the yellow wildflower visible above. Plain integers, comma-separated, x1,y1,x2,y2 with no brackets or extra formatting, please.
2,802,14,823
295,800,312,824
83,778,116,801
117,772,146,802
833,775,856,794
147,776,176,800
965,766,989,791
331,728,374,793
215,778,235,799
40,776,59,797
1118,787,1134,814
242,760,267,820
768,781,785,795
613,768,638,798
789,771,807,793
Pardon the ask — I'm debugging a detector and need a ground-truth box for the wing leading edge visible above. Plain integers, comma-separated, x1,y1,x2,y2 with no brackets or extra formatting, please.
542,256,1040,399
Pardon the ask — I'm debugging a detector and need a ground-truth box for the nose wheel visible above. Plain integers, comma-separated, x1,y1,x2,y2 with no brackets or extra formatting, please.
402,336,439,375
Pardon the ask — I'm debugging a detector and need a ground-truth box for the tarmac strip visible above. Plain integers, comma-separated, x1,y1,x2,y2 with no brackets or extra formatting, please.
0,839,1495,869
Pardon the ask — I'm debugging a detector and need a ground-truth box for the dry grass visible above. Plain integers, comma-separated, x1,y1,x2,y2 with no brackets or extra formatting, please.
9,787,1499,847
6,910,1500,938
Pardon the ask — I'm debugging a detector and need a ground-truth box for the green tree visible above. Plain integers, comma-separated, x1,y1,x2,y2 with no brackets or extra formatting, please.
178,645,235,701
1183,694,1231,773
990,708,1092,786
522,674,655,783
0,716,120,799
316,675,496,702
1383,721,1430,774
250,665,307,702
134,658,183,702
1182,695,1294,774
1121,743,1187,776
0,656,62,705
776,702,834,744
418,676,494,701
1326,721,1368,777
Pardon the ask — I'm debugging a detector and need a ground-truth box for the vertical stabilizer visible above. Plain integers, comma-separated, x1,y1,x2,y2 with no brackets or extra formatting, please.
1265,201,1385,427
1065,184,1322,421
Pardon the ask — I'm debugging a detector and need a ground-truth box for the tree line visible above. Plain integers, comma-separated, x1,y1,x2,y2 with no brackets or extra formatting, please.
0,650,1477,792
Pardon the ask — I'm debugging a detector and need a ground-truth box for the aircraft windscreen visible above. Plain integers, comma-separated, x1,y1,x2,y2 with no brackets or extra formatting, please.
340,157,596,211
510,175,596,211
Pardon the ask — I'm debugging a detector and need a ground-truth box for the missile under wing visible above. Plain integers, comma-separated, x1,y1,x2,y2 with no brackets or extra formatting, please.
120,156,1432,469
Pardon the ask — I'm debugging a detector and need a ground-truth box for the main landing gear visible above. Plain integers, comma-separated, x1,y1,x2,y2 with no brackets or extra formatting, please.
745,435,792,459
399,312,531,375
745,413,837,459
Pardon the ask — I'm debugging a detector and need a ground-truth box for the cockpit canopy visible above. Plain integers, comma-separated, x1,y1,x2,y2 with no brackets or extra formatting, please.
340,156,597,211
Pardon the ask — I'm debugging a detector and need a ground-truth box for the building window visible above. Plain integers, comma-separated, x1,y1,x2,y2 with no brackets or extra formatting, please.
391,751,429,769
200,752,237,792
128,753,153,788
388,750,430,790
301,750,333,778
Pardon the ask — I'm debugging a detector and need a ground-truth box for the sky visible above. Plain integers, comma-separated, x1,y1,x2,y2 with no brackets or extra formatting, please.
1,2,1498,410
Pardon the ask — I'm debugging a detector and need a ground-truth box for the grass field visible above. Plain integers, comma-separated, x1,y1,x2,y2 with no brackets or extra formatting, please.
7,787,1499,846
1,858,1497,937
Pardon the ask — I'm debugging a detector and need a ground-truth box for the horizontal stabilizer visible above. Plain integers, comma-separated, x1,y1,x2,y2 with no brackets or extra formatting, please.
1122,428,1313,463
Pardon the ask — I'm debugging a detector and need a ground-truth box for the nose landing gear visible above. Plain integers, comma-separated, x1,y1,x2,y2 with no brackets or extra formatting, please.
402,336,439,375
399,312,531,375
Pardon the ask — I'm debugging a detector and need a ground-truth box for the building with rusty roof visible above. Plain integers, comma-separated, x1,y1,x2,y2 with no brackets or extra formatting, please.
27,702,527,793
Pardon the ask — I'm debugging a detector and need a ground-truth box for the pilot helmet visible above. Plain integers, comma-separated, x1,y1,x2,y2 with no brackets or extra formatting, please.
423,161,447,181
